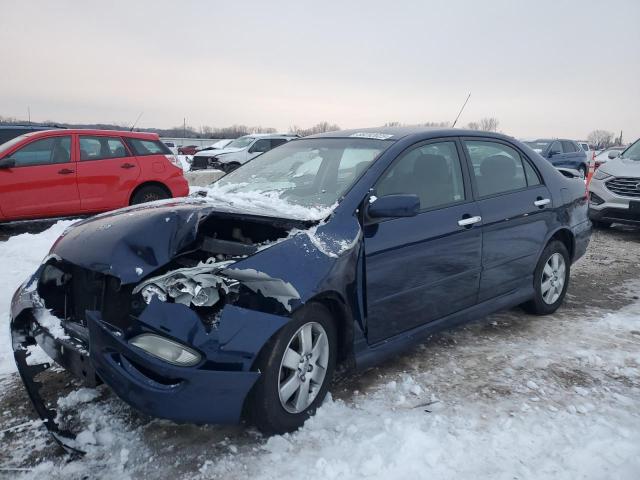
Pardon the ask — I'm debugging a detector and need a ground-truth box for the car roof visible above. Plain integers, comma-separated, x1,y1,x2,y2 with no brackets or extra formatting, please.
16,128,160,140
308,126,515,142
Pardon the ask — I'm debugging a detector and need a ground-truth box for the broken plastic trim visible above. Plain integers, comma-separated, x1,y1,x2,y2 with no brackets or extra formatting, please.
133,260,301,312
10,316,85,457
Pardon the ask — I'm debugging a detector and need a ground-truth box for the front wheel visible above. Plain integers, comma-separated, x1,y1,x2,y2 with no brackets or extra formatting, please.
246,303,336,434
522,240,570,315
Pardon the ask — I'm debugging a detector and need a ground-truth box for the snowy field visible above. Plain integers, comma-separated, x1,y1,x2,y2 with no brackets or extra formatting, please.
0,222,639,479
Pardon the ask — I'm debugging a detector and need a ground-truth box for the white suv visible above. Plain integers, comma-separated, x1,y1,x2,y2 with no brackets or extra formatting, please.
191,134,297,172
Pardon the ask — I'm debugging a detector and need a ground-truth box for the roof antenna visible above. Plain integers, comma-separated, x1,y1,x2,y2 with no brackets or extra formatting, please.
451,93,471,128
130,112,144,131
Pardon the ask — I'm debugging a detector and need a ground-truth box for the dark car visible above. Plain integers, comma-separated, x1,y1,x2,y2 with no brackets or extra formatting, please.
0,124,62,144
524,139,588,178
10,127,590,450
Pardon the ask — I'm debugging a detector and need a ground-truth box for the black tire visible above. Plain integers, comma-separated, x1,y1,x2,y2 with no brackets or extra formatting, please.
130,185,170,205
223,162,241,173
522,240,571,315
246,302,337,435
591,220,612,229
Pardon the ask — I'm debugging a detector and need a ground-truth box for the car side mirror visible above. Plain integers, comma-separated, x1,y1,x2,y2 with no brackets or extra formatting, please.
0,158,16,169
548,150,559,158
608,151,621,159
368,194,420,218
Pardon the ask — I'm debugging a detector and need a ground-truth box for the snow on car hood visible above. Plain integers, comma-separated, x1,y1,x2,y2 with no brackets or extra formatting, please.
597,157,640,177
193,147,244,157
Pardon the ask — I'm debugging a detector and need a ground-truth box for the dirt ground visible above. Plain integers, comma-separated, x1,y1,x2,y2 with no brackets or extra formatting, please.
0,224,639,478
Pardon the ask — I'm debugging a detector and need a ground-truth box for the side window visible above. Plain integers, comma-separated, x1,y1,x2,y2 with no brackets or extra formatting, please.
79,136,129,161
10,136,71,167
550,141,563,155
523,158,541,186
126,138,170,156
377,141,465,211
562,141,577,153
250,139,271,153
270,139,289,149
464,140,528,197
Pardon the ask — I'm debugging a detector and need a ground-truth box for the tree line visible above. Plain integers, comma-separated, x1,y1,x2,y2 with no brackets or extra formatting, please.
0,115,628,146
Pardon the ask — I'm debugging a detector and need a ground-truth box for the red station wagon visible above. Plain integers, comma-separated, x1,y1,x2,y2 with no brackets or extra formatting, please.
0,129,189,222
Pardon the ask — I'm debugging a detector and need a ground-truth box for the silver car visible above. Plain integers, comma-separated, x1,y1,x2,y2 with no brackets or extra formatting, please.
588,138,640,227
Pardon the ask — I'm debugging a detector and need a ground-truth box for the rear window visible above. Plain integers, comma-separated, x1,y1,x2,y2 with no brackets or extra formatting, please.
126,138,171,156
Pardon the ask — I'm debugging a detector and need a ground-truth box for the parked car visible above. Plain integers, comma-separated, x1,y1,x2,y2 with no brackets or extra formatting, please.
524,139,588,178
0,129,189,222
10,127,590,450
194,139,233,154
191,134,297,172
0,124,62,144
593,146,626,169
588,138,640,227
178,144,199,155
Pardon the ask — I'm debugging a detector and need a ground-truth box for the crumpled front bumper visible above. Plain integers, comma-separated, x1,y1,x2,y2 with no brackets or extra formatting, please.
10,274,290,451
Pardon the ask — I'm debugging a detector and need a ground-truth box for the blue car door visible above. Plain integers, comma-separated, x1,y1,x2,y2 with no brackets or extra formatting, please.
462,138,554,301
363,138,482,344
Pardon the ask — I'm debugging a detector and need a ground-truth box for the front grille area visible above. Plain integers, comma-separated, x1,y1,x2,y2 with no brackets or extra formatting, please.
38,260,137,332
605,177,640,198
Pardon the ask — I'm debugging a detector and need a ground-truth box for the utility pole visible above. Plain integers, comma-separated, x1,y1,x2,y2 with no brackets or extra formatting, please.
27,106,31,124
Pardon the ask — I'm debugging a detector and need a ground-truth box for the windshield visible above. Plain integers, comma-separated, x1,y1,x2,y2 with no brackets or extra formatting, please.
0,134,30,155
224,136,255,149
524,140,551,153
202,138,392,220
620,140,640,161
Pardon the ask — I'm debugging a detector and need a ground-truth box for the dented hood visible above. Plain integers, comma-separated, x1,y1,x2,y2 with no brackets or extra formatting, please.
50,197,307,284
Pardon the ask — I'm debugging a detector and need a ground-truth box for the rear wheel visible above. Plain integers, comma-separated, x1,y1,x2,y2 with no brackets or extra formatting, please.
247,302,336,434
130,185,170,205
591,219,612,229
522,240,570,315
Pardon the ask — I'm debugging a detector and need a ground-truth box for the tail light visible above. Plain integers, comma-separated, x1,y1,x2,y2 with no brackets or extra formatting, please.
165,154,183,170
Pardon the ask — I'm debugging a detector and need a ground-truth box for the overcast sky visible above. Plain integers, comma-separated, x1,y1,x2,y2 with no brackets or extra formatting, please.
1,0,638,140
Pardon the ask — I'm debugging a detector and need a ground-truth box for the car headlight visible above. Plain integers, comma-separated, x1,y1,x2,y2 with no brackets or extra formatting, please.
133,263,235,307
593,169,612,181
129,333,201,366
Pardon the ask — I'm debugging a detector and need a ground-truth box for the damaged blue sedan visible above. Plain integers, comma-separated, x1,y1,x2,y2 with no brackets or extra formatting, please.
10,127,590,450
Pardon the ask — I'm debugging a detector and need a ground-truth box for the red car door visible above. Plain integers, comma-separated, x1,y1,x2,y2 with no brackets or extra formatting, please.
0,134,80,220
76,135,141,212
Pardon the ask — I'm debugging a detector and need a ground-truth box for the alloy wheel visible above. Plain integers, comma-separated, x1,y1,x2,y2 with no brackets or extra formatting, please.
541,252,566,304
278,321,329,414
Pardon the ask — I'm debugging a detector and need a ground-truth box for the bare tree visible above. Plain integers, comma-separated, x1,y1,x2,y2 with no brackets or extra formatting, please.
587,130,615,149
289,122,341,137
466,121,480,130
478,117,500,132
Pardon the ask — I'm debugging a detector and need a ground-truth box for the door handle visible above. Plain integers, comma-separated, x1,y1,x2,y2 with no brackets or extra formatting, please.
458,215,482,227
57,168,74,175
534,198,551,207
121,163,136,169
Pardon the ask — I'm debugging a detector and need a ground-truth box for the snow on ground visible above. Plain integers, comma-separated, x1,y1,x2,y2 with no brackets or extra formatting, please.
0,224,639,479
0,221,76,375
